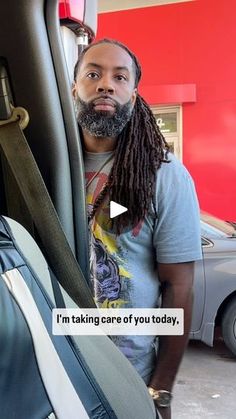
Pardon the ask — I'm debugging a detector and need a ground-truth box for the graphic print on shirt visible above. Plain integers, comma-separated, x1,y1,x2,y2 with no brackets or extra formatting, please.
90,233,121,303
86,171,135,309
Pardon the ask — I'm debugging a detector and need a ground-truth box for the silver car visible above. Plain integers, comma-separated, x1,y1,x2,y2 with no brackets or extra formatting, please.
190,213,236,355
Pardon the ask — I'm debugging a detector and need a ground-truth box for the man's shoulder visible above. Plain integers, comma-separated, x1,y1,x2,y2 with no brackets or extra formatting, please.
158,152,190,177
156,152,193,192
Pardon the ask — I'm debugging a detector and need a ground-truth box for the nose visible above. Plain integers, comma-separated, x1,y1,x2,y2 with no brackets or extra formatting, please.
96,75,115,94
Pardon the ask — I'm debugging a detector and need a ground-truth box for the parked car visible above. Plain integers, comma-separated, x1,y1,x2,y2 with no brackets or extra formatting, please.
190,212,236,355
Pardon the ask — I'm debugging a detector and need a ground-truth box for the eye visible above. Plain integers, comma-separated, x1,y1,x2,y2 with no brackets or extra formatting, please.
115,74,127,81
87,72,99,79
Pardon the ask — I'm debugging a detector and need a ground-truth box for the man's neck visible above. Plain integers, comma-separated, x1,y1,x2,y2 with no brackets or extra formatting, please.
82,129,117,153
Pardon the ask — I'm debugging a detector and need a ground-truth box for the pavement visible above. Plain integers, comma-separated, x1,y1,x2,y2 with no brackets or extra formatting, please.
172,335,236,419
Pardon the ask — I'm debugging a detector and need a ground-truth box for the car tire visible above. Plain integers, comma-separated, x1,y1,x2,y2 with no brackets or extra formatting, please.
221,297,236,356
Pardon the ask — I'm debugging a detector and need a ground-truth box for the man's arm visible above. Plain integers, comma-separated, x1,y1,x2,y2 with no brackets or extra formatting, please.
148,261,194,419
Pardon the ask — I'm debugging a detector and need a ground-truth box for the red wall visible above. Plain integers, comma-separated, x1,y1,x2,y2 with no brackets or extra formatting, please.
97,0,236,220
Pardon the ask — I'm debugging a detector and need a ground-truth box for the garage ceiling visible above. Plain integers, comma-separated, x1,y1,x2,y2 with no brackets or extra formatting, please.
98,0,194,13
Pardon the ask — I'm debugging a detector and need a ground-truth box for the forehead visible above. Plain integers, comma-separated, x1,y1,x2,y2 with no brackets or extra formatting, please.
79,43,135,75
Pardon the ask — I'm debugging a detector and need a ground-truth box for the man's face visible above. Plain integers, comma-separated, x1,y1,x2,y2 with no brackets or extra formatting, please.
72,43,137,138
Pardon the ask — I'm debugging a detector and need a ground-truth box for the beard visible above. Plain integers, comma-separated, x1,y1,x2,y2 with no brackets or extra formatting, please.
74,94,133,138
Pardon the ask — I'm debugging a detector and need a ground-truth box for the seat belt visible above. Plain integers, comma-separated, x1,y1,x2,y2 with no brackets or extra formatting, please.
0,109,95,309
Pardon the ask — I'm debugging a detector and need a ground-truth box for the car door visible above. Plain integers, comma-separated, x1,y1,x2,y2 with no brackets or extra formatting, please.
190,247,206,334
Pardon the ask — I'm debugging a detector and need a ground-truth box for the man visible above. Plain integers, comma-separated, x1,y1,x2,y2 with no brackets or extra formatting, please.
72,38,202,419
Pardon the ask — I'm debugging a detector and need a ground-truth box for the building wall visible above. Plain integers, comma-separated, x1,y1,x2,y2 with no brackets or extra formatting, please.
97,0,236,220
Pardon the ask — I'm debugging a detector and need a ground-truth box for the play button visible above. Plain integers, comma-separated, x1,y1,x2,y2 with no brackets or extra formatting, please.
110,201,128,219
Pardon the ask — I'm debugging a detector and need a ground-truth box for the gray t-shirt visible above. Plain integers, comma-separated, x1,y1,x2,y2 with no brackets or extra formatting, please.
84,151,202,382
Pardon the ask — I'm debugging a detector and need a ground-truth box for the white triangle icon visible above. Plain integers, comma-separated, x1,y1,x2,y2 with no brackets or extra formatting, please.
110,201,128,219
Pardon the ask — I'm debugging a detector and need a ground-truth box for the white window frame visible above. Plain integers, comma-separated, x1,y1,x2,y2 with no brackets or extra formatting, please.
151,105,183,161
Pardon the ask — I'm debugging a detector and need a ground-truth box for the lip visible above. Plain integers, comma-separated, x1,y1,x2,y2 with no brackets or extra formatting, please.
93,97,116,111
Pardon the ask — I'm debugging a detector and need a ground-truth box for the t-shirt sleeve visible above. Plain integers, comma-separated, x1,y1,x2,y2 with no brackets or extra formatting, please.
153,156,202,264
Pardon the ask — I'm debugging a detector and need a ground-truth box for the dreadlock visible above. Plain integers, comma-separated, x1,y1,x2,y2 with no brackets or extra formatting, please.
74,39,170,234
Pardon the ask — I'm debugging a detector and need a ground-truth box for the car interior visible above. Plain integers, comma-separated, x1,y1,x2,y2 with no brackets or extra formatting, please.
0,2,159,418
0,0,93,279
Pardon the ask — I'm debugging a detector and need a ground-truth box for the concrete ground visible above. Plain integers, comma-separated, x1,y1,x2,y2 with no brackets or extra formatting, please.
172,335,236,419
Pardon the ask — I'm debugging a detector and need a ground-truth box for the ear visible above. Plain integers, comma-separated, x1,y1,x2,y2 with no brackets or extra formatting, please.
131,88,137,107
72,81,77,99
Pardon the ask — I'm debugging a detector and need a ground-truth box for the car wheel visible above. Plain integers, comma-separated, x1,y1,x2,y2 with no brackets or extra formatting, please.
221,297,236,356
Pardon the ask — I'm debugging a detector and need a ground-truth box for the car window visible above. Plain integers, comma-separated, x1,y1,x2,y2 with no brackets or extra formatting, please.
201,213,236,238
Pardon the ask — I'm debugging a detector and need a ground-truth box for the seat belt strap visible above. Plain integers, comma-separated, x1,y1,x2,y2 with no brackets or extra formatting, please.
0,120,95,308
49,267,66,309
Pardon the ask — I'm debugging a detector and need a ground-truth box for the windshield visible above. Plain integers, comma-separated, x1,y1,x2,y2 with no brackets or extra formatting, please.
201,212,236,238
